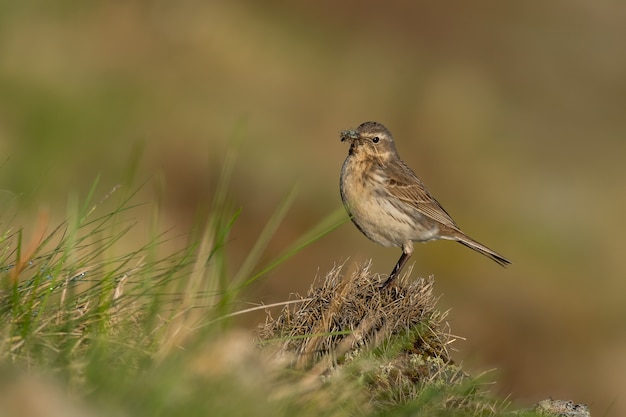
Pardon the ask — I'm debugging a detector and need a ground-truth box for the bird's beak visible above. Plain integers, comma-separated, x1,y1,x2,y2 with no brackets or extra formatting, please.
340,129,359,142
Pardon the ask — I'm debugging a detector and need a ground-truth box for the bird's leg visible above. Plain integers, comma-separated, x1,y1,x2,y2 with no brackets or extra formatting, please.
381,243,413,288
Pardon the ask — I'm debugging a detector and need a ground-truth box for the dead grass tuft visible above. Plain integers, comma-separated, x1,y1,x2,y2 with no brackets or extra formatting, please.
258,261,472,410
259,261,451,366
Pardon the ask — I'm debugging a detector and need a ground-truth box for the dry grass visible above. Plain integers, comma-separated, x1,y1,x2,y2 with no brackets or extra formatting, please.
259,261,451,364
257,261,487,412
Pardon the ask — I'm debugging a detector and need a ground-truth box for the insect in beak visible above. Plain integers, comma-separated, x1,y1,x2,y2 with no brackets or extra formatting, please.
340,129,359,142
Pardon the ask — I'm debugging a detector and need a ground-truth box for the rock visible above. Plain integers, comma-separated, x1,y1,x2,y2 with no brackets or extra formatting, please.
534,398,591,417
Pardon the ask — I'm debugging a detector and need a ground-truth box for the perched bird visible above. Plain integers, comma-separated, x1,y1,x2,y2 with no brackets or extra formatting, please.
339,121,510,287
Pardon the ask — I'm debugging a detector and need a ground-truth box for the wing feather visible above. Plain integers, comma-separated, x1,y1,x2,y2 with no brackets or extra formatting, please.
384,161,460,229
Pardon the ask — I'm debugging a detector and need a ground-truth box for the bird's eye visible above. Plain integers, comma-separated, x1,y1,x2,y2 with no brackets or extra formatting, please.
372,136,380,143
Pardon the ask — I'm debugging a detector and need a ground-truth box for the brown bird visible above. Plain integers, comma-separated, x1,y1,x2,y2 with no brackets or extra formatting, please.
340,121,510,287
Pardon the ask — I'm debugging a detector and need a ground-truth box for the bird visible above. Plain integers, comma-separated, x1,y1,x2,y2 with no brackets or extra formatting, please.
339,121,510,287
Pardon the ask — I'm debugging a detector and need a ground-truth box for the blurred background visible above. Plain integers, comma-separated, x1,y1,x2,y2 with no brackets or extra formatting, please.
1,0,625,414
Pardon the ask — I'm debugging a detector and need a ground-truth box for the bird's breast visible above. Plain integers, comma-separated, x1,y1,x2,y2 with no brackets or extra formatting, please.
340,155,441,247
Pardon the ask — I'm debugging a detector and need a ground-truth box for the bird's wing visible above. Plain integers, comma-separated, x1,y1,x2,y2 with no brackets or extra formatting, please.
384,162,460,229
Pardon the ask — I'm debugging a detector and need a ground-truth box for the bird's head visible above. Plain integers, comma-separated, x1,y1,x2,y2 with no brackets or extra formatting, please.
340,121,399,160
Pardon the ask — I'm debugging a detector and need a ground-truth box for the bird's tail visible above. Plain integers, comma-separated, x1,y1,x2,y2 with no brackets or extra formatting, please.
454,234,511,267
